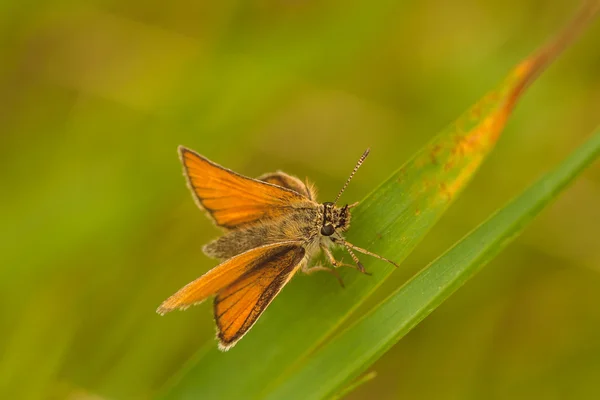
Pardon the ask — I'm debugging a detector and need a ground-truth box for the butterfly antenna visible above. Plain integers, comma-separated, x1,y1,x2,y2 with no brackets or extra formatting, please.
334,148,370,205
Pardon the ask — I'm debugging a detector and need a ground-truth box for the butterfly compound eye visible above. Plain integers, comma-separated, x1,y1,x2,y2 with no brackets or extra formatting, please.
321,224,335,236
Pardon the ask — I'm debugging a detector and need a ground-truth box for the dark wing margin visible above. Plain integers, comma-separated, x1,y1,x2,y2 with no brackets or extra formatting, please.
213,244,306,350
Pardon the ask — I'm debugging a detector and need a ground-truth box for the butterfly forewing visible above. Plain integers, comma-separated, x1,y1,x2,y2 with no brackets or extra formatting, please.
214,244,305,350
180,147,313,229
157,242,303,315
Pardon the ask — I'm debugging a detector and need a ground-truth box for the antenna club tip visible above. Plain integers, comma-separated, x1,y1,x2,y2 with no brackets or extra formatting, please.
363,148,371,157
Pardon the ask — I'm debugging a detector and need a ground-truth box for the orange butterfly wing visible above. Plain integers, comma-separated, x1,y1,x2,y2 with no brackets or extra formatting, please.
179,147,313,229
156,242,303,316
214,244,305,350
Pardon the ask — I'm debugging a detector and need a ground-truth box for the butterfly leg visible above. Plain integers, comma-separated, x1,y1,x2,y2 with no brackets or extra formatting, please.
322,245,372,276
302,263,345,288
343,241,399,268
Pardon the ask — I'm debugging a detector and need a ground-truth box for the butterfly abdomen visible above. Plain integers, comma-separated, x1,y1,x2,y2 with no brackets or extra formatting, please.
203,207,320,260
203,223,270,260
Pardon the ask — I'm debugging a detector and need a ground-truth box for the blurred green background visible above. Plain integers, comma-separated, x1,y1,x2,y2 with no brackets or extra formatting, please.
1,0,599,399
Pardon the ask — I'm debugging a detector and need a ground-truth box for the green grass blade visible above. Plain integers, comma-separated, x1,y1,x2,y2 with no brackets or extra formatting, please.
266,128,600,400
330,371,378,400
158,7,597,399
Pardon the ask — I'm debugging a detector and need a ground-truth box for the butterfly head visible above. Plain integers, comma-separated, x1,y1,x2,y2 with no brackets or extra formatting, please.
320,202,351,236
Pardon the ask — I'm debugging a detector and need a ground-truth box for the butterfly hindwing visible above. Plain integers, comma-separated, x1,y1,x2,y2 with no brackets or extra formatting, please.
258,171,316,200
214,243,306,350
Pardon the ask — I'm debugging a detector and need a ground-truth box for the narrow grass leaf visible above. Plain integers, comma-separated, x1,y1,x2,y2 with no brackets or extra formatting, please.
330,371,378,400
266,128,600,400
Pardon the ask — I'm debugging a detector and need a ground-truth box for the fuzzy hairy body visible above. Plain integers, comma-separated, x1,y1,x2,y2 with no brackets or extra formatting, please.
204,207,321,260
203,171,351,266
